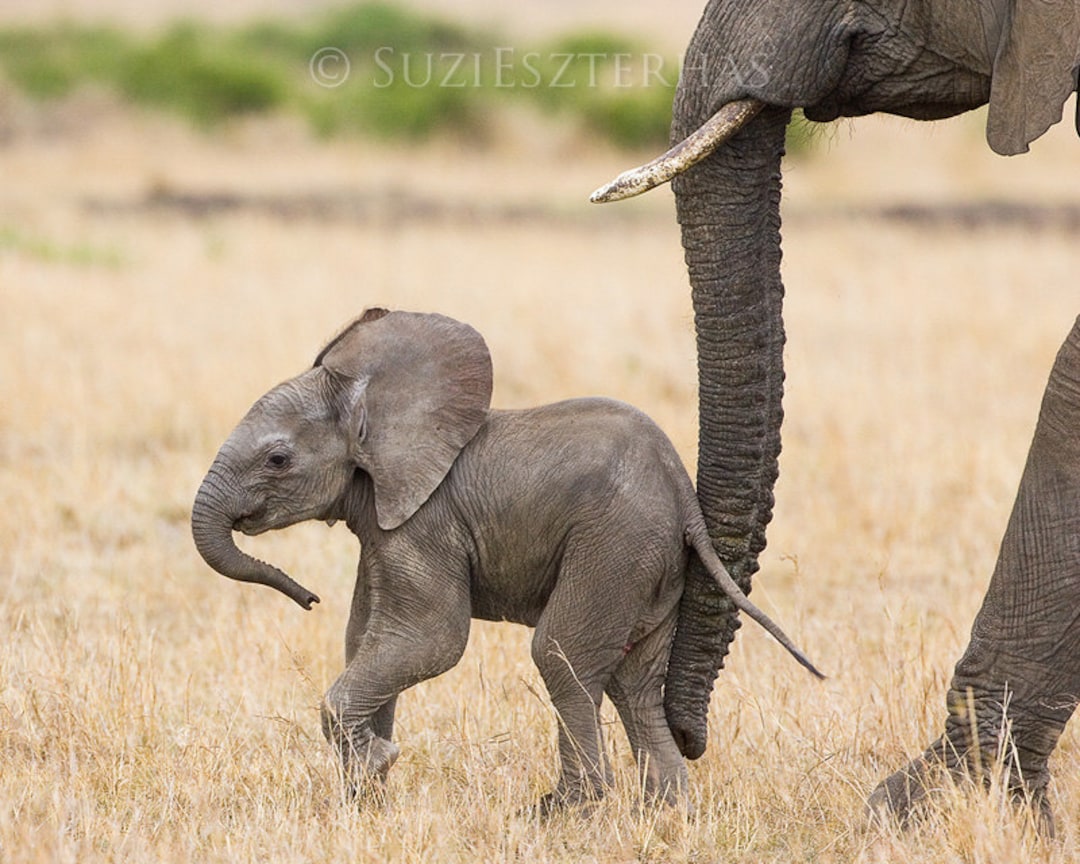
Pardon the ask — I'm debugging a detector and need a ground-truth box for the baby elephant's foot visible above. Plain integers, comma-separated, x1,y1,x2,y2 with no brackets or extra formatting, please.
526,782,606,819
341,734,399,778
328,732,400,803
321,705,400,799
340,736,400,802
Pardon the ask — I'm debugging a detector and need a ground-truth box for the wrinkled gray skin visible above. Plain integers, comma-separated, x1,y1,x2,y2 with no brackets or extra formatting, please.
867,319,1080,831
192,309,821,809
655,0,1080,830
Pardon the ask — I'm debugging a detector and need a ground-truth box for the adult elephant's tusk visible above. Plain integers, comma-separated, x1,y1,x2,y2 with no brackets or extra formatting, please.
589,98,765,203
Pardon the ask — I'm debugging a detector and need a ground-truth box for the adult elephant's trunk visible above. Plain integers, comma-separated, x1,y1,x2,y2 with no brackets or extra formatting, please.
191,463,320,610
663,104,792,759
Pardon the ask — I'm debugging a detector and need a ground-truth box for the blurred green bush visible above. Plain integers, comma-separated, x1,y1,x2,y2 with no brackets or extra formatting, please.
0,3,818,153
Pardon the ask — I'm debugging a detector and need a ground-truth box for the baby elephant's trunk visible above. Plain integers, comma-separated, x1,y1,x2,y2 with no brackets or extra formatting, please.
191,464,320,610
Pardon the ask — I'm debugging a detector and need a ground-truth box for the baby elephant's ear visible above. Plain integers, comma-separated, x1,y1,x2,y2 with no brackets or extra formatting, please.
318,310,493,530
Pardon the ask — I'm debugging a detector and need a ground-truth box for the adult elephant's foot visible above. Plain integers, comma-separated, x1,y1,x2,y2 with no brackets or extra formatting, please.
866,732,1055,836
868,320,1080,839
866,746,939,827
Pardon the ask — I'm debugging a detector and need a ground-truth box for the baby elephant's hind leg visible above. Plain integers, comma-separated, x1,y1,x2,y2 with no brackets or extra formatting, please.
530,615,616,810
531,538,658,810
530,529,686,812
606,605,687,804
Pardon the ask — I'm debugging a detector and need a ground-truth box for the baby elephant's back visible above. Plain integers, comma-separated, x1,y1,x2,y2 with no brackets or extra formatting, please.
460,398,697,541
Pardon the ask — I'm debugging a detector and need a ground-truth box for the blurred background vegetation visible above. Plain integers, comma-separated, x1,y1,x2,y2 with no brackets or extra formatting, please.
0,1,815,152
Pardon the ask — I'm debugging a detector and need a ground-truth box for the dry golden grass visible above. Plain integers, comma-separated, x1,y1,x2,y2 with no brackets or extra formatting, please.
1,98,1079,862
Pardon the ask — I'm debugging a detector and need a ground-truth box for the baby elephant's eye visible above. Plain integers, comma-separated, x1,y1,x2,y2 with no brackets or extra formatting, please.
267,452,291,469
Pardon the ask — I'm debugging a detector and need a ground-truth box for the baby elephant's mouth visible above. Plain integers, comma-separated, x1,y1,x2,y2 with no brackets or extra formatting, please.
232,508,268,536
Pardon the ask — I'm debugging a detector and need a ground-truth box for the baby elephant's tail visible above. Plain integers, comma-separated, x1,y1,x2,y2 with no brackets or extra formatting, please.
686,526,826,680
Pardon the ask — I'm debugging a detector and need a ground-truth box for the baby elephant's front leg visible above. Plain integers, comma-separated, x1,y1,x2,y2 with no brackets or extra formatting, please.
321,680,400,797
320,589,472,799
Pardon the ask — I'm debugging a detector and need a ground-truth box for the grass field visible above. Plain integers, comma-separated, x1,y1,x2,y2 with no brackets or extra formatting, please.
2,38,1080,862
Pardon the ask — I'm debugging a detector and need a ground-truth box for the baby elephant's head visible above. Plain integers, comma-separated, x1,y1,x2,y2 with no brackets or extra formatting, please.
191,309,493,608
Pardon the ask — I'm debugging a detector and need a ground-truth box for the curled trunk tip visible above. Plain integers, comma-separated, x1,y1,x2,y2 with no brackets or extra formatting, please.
191,484,321,610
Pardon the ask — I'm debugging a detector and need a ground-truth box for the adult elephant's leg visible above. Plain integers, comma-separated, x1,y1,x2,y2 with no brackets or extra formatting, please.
870,316,1080,832
664,104,792,760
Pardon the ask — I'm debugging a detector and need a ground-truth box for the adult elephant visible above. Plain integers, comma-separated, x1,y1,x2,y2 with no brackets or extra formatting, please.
593,0,1080,829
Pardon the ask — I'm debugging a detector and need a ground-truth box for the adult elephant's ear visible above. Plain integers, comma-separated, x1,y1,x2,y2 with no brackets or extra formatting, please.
317,310,493,530
986,0,1080,155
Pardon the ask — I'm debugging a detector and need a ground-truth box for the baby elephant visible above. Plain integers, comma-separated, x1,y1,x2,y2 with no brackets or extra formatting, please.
192,309,822,809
